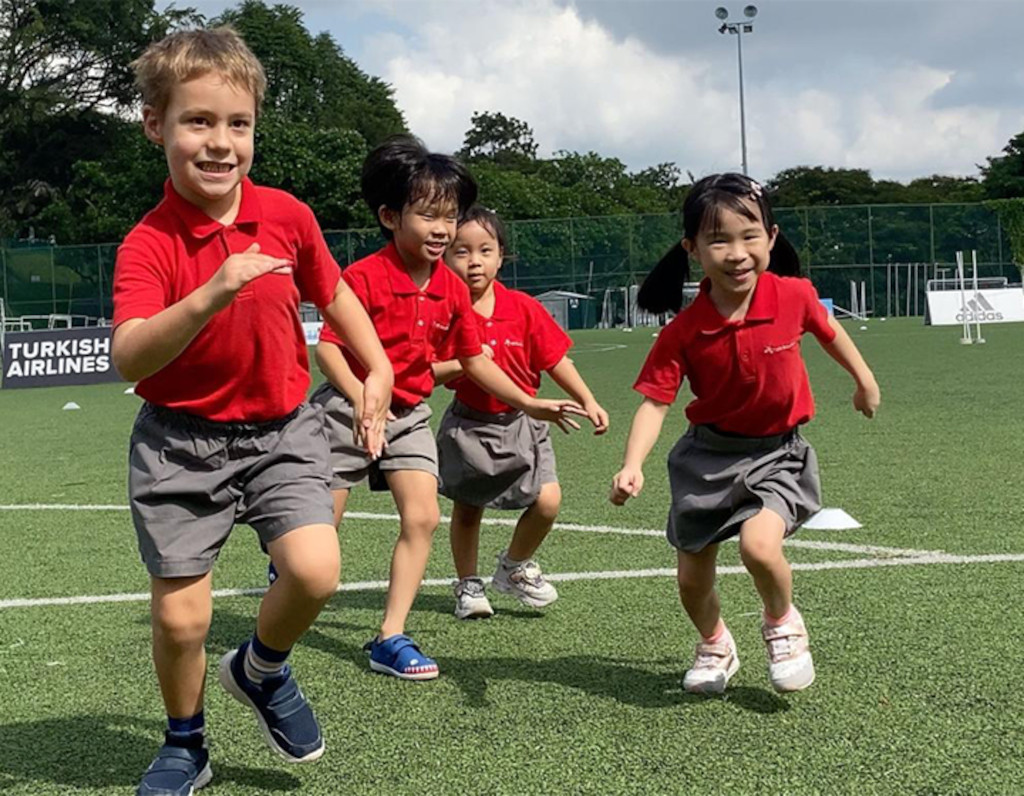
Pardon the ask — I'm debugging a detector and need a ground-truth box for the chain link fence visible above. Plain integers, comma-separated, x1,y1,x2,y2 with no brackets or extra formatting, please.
1,202,1017,326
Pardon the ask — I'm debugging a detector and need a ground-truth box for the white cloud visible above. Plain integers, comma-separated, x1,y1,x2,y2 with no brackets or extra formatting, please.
355,0,1023,181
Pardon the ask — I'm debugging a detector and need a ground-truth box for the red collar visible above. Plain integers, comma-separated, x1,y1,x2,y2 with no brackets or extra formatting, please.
163,177,262,239
380,242,448,298
689,271,779,334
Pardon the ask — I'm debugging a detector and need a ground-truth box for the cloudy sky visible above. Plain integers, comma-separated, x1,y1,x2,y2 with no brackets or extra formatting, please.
192,0,1024,183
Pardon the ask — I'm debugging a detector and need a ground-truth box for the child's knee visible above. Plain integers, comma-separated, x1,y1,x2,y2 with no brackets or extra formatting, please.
677,569,712,599
534,484,562,522
401,504,440,537
739,534,781,571
285,554,341,602
153,601,211,648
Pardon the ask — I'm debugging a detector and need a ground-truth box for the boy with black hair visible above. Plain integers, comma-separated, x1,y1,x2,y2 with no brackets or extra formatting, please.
311,134,587,679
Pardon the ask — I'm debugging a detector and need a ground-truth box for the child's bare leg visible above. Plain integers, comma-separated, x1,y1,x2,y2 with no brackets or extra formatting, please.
737,508,791,620
259,523,341,650
331,487,351,528
506,482,561,561
450,501,485,580
380,470,440,638
676,545,721,638
151,573,213,719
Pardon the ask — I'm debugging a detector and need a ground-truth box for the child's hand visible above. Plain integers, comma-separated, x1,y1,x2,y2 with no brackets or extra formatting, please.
583,399,610,435
853,380,880,419
610,467,644,505
206,243,292,310
525,398,587,434
482,343,495,359
360,372,391,459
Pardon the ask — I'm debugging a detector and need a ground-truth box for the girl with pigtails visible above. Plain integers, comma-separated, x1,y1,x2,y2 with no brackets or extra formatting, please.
610,173,880,694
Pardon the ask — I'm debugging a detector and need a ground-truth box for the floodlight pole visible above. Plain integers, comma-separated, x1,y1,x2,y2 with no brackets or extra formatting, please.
735,24,748,176
717,8,756,176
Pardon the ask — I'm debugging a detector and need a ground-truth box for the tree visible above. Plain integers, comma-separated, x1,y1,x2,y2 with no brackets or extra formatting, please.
458,111,538,165
252,111,369,230
214,0,405,147
0,0,198,237
766,167,879,207
981,131,1024,199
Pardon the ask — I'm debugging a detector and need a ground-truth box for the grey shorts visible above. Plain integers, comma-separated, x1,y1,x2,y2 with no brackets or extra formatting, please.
666,424,821,553
437,400,557,510
128,402,335,578
309,382,438,490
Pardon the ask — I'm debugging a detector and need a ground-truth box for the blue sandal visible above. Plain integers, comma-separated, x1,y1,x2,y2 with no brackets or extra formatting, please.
363,634,439,680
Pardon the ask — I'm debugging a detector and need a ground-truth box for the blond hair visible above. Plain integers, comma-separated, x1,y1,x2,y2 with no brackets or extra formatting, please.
131,27,267,115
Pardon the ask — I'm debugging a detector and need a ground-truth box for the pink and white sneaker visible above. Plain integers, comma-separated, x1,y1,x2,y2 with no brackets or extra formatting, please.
683,628,740,694
762,607,815,692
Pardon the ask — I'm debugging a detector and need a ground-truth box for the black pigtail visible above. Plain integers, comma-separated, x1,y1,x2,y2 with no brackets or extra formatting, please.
637,242,690,314
768,231,801,277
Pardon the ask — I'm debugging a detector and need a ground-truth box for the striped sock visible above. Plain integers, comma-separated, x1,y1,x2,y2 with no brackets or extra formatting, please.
243,635,290,686
166,711,205,747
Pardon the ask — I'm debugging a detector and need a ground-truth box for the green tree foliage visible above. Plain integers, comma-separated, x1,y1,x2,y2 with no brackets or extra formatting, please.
214,0,405,147
251,112,370,230
0,0,197,237
767,166,982,206
984,198,1024,267
458,111,538,165
981,132,1024,199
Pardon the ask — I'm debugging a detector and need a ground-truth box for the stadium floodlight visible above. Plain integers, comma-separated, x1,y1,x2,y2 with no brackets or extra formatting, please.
714,7,758,175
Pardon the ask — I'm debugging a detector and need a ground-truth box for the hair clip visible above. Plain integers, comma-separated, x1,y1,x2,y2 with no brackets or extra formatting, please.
748,179,763,198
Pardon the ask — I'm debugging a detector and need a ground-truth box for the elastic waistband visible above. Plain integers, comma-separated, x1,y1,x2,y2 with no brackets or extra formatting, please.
143,402,304,436
451,399,524,425
688,423,796,452
312,383,421,418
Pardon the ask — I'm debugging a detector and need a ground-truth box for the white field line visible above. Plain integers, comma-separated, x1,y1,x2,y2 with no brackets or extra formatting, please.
0,505,933,559
3,552,1024,611
571,343,628,354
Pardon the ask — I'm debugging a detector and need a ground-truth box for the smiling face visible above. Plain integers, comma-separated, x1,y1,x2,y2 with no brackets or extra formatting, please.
445,219,503,299
683,198,777,305
381,195,459,271
143,70,256,221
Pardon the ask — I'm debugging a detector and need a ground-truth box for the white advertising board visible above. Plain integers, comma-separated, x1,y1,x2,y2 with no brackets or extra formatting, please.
925,288,1024,326
302,321,323,345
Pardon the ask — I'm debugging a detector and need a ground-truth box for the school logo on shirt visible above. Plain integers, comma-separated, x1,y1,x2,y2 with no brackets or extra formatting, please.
432,321,451,332
504,338,524,348
763,340,797,355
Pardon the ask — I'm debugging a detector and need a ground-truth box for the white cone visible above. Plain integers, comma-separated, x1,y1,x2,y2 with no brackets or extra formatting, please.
803,508,861,530
124,386,135,394
62,401,80,411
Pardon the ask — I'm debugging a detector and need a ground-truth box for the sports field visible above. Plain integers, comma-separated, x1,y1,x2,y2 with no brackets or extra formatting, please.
1,318,1022,795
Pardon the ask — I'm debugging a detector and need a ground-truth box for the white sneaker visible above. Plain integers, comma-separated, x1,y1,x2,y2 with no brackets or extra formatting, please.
762,607,815,692
453,577,494,620
491,550,558,608
683,628,740,694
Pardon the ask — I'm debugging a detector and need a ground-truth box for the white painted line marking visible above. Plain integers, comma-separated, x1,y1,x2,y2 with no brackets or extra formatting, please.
3,552,1024,611
0,505,940,558
571,343,628,354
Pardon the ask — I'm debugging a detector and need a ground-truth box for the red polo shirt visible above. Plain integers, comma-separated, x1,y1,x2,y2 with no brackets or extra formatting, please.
113,178,341,422
634,271,836,436
320,243,483,408
440,282,572,414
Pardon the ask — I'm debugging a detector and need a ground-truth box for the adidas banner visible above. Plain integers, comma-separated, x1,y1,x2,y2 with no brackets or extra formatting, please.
925,288,1024,326
2,327,122,389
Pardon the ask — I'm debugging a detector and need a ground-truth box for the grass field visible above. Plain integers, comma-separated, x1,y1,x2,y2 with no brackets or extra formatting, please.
2,317,1023,795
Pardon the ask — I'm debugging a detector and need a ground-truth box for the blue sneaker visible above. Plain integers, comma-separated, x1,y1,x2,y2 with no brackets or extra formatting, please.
268,561,279,585
363,634,439,680
136,738,212,795
218,643,325,763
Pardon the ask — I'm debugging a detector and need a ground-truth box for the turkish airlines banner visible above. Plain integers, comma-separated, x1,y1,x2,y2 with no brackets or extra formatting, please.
925,288,1024,326
2,327,121,388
